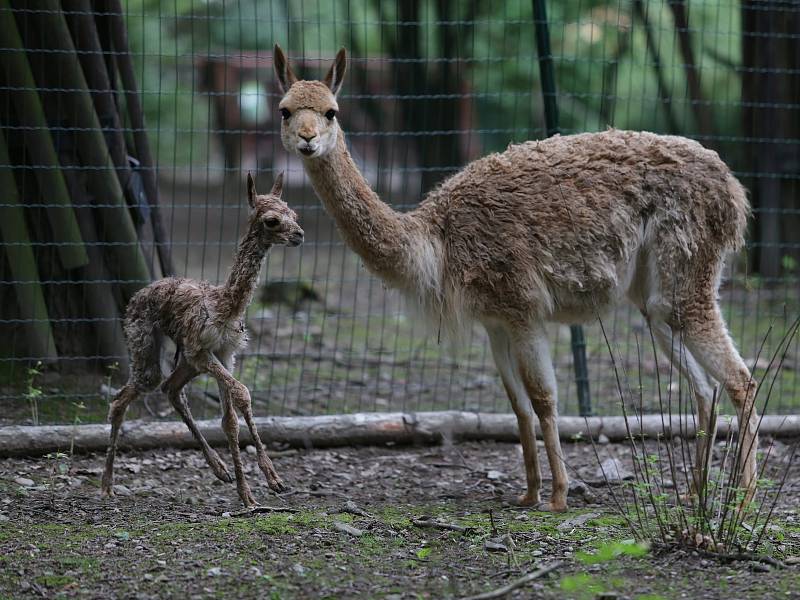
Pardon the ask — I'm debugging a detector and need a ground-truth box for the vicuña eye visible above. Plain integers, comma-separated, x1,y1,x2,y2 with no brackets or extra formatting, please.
325,109,337,121
265,217,280,228
280,108,291,119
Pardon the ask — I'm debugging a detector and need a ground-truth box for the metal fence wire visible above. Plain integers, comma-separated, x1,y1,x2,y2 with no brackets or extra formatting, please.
0,0,798,426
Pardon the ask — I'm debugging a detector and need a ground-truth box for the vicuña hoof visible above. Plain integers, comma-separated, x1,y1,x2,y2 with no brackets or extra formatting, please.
516,492,541,507
536,500,568,513
239,487,258,508
207,450,233,483
266,474,287,493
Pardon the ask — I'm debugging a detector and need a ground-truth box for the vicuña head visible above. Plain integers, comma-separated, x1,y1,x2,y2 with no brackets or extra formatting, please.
246,171,304,247
273,44,346,159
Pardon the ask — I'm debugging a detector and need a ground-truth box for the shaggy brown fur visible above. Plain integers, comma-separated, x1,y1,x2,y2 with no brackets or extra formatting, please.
274,46,758,510
101,173,304,507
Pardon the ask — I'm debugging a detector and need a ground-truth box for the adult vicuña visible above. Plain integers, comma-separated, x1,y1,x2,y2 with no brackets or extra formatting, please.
273,45,758,511
102,173,303,507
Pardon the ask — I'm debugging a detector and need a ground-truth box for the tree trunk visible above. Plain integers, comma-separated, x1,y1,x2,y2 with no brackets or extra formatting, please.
0,0,88,272
96,0,175,278
632,0,680,134
16,0,152,302
742,0,800,279
0,130,58,360
668,0,715,140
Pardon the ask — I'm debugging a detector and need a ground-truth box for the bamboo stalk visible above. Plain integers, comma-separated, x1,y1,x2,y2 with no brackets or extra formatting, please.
98,0,175,277
64,0,158,277
1,412,798,458
0,129,57,360
19,0,151,301
0,0,88,271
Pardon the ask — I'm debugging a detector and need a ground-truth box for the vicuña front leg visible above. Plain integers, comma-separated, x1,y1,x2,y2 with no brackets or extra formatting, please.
221,392,257,507
231,384,286,492
161,358,232,483
201,353,260,507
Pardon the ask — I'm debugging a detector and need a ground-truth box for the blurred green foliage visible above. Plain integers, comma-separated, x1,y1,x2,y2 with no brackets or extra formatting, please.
125,0,743,170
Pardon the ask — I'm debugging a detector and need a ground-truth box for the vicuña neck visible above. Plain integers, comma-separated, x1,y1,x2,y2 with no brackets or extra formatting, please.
218,228,268,322
303,134,418,287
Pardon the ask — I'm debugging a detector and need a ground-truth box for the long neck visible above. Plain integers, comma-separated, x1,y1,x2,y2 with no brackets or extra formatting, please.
217,228,268,322
303,134,419,287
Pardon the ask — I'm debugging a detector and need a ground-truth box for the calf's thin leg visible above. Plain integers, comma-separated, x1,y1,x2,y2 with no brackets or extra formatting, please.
101,384,139,496
161,357,233,483
197,352,259,507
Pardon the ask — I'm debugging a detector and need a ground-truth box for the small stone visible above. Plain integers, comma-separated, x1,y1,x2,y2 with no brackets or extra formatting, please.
221,512,232,518
292,563,307,576
112,484,133,496
486,470,504,481
532,549,543,556
13,477,34,487
0,514,9,522
333,521,363,537
597,434,610,445
245,445,257,455
484,539,508,552
207,567,222,577
557,512,600,531
595,458,633,482
248,566,262,578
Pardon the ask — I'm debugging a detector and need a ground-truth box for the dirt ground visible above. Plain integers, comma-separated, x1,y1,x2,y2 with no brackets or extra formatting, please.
0,439,798,599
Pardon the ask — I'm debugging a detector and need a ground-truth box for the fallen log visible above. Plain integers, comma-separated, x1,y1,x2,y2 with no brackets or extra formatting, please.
0,412,798,457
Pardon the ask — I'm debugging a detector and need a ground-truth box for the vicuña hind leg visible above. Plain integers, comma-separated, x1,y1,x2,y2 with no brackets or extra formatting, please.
101,383,140,497
512,328,569,512
487,325,542,507
681,306,758,502
651,319,718,496
161,357,232,483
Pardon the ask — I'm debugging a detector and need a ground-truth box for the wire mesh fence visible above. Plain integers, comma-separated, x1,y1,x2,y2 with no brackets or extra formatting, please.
1,0,798,426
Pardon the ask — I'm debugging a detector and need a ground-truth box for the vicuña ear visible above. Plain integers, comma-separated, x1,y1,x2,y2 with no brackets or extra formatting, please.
323,47,347,96
247,172,257,209
270,171,285,198
273,44,298,94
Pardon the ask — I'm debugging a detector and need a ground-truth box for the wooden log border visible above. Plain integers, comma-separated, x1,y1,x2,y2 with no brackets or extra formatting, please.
1,412,798,457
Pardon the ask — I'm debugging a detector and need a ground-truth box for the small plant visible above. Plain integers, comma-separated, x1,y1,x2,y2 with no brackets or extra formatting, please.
69,401,87,457
103,361,120,403
25,361,43,426
44,451,69,509
560,539,650,599
593,315,799,557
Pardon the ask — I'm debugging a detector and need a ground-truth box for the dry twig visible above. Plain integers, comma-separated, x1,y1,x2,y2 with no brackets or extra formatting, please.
458,561,563,600
225,506,299,518
411,517,472,533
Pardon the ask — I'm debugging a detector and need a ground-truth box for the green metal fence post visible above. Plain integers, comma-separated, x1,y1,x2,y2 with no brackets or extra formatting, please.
532,0,592,416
